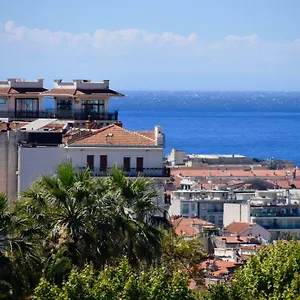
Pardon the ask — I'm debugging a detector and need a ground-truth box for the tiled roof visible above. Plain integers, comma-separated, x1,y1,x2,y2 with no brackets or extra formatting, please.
0,121,29,131
216,236,260,244
134,130,155,140
67,124,157,147
171,168,298,179
223,222,255,235
42,88,124,97
171,217,214,237
8,87,47,94
0,88,10,94
200,259,242,277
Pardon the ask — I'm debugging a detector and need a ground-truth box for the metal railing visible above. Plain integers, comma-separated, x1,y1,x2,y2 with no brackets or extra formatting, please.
0,110,118,121
79,167,170,178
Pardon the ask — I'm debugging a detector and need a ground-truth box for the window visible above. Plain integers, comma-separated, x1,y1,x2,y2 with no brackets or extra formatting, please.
123,157,131,172
16,98,39,117
191,203,196,211
182,204,189,214
136,157,144,172
100,155,107,172
87,155,94,170
57,100,72,111
0,98,6,104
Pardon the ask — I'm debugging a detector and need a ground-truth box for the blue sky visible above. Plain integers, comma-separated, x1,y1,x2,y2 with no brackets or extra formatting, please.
0,0,300,90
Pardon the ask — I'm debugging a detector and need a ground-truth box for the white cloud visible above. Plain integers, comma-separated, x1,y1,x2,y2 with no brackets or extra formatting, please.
1,20,300,90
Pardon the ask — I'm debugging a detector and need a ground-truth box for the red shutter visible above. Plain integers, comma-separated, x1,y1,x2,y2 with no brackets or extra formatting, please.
123,157,131,172
100,155,107,171
87,155,94,170
136,157,144,172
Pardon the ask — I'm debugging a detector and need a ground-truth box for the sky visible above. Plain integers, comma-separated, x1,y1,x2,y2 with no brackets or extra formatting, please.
0,0,300,91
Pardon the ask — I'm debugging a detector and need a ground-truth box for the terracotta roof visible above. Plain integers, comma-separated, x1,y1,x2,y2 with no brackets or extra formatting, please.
67,124,157,147
171,217,214,237
0,87,47,95
171,168,298,179
223,222,255,235
0,88,10,94
216,236,260,244
43,88,124,97
8,87,47,94
0,121,29,131
200,259,242,277
134,130,155,140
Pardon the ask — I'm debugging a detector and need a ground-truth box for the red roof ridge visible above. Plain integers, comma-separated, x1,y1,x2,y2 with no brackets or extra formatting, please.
128,129,156,143
67,123,115,144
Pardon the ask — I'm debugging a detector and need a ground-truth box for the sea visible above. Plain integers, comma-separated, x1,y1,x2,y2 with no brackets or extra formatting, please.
45,91,300,166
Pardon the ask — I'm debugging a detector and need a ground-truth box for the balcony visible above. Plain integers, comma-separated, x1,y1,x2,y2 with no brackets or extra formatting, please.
251,211,300,218
79,167,170,178
0,110,118,121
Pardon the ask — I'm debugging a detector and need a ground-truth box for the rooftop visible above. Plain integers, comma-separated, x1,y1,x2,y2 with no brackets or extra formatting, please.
223,222,256,235
66,123,160,147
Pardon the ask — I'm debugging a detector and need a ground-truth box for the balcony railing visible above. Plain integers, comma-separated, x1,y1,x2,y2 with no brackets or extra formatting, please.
79,167,170,178
0,110,118,121
252,212,300,218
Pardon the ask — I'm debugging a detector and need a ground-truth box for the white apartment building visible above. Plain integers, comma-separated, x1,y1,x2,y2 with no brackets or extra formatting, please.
224,190,300,239
17,123,170,212
0,78,123,127
169,189,234,228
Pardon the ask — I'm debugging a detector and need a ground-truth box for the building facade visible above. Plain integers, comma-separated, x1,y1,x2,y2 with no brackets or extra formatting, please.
0,78,123,127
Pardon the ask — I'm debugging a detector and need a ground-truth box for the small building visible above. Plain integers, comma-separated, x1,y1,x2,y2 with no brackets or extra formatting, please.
0,78,47,120
200,258,243,285
16,123,170,213
0,78,123,127
223,222,270,242
42,79,124,128
171,217,215,239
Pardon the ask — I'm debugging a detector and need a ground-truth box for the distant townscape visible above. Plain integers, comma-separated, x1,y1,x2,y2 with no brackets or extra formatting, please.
0,78,299,298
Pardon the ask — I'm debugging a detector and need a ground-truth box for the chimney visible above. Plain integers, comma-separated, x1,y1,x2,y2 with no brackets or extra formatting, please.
155,125,165,147
114,121,123,128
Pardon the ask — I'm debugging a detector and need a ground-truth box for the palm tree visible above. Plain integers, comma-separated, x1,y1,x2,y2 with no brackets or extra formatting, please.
21,164,171,279
0,193,41,299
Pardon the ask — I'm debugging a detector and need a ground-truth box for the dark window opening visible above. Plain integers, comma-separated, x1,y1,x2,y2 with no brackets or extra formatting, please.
136,157,144,172
100,155,107,171
123,157,131,172
87,155,94,170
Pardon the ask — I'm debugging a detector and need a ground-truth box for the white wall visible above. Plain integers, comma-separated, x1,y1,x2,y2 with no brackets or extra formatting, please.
18,147,66,193
223,203,251,227
18,146,164,194
242,224,271,241
66,147,163,170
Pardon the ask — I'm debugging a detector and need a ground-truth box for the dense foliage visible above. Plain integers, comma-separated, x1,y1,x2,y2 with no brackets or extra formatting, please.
0,164,204,299
203,241,300,300
32,259,194,300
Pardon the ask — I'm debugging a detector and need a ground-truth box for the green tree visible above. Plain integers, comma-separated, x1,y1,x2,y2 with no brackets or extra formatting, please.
0,194,41,299
18,164,170,281
32,259,195,300
160,232,206,287
203,241,300,300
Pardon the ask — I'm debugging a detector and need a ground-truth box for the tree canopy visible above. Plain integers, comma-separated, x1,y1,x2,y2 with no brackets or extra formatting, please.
204,241,300,300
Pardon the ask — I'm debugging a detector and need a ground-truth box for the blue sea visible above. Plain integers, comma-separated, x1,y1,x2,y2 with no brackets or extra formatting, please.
45,91,300,165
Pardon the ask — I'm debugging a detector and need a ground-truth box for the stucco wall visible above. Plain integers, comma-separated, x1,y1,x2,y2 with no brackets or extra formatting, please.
223,203,251,227
66,147,163,170
18,146,164,193
18,147,66,193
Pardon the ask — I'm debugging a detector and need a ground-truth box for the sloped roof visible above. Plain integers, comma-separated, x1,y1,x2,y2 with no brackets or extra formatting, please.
171,217,214,237
42,88,124,97
67,124,157,147
223,222,255,235
0,87,47,95
215,236,260,244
